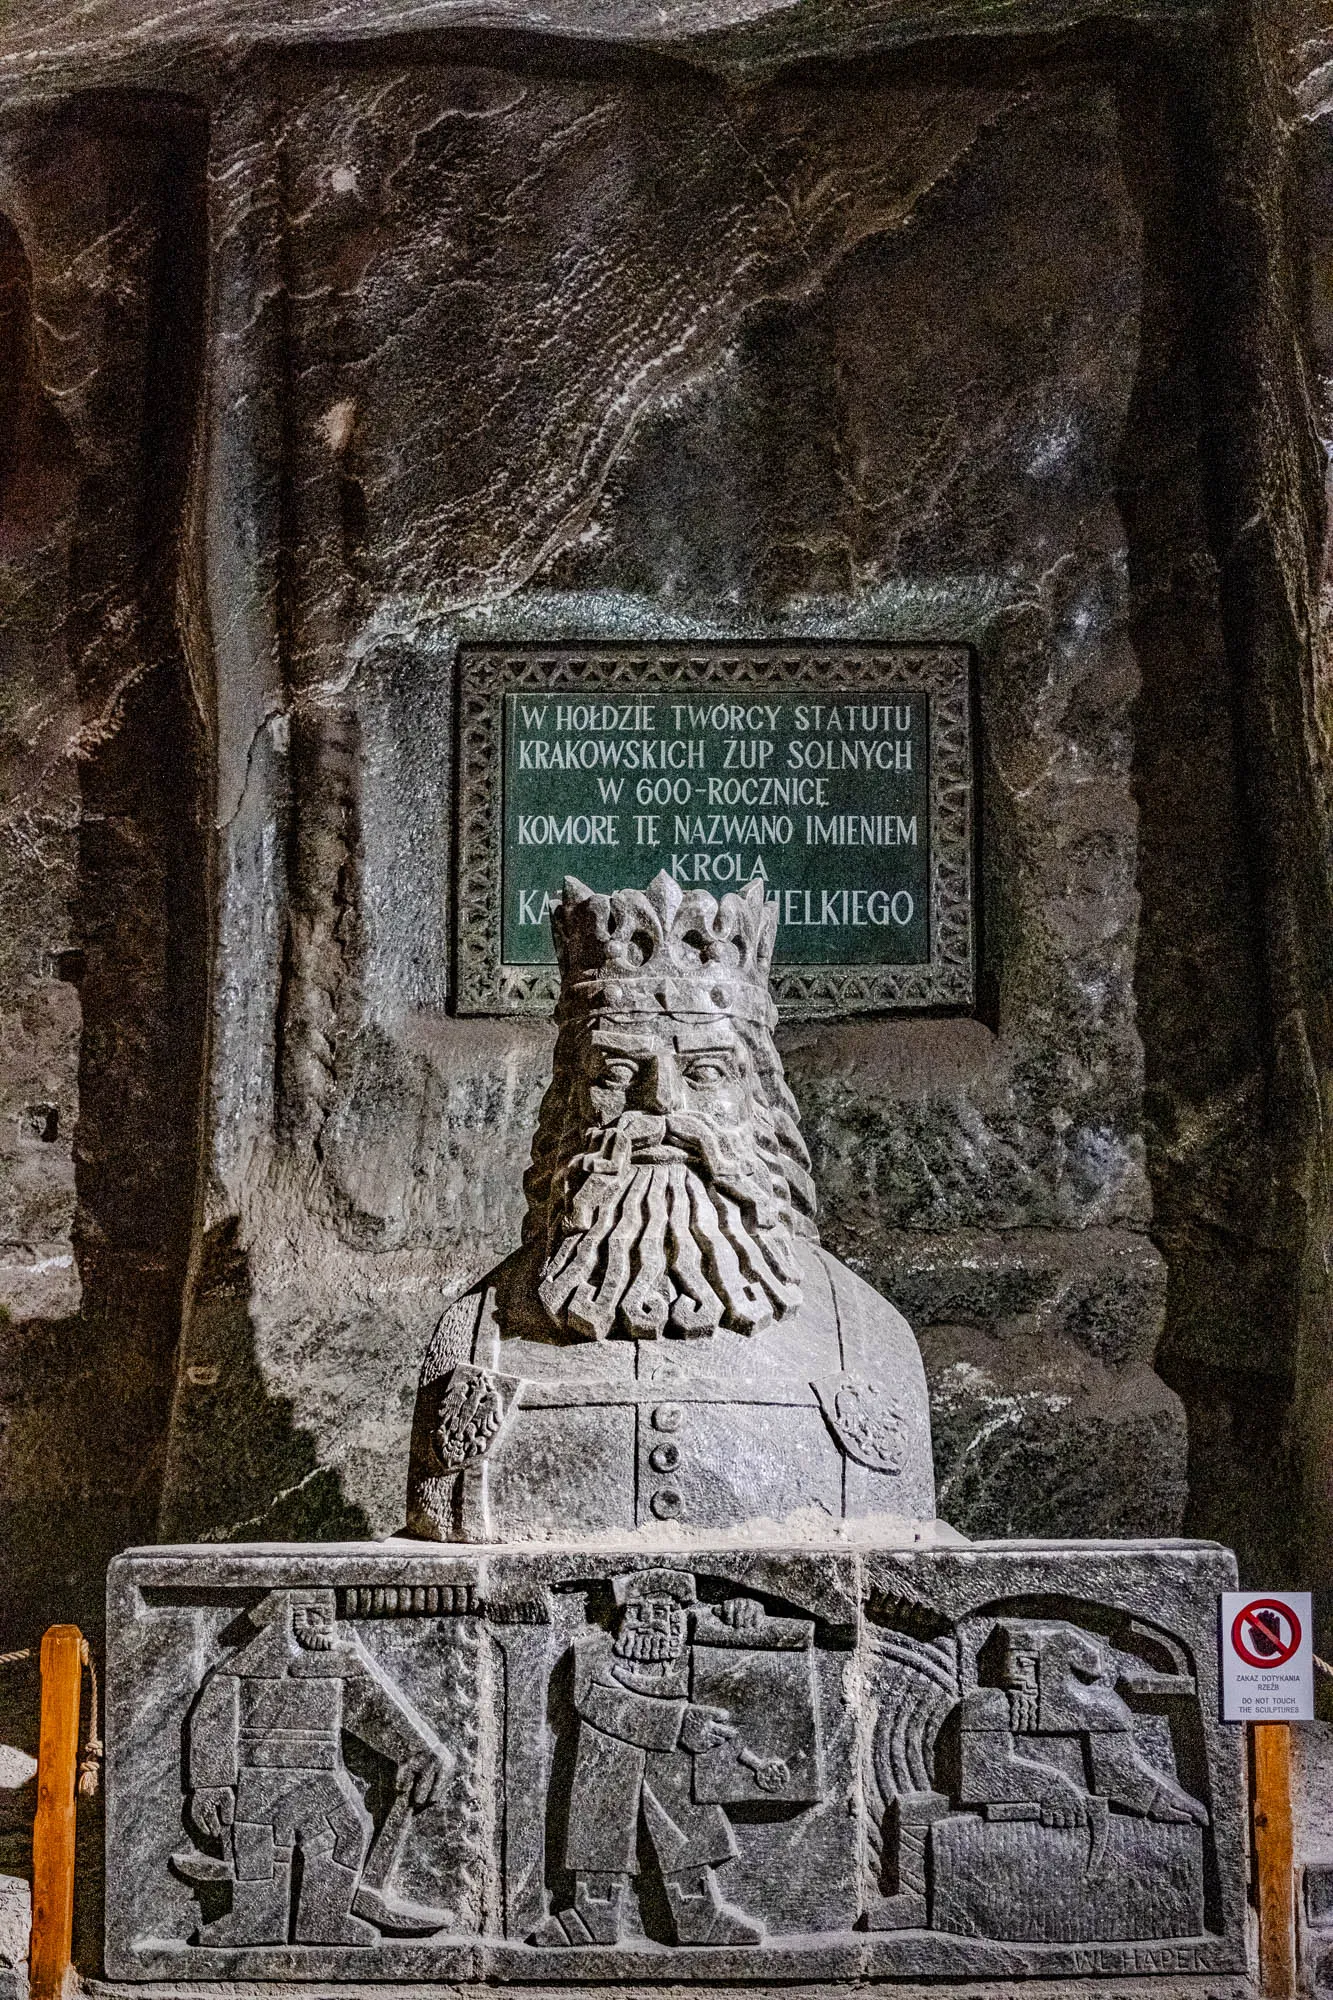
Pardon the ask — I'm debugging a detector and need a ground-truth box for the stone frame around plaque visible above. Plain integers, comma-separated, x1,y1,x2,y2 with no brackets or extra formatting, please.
453,643,975,1018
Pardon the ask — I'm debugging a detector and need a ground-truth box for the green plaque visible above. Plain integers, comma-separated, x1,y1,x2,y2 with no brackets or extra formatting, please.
456,644,973,1018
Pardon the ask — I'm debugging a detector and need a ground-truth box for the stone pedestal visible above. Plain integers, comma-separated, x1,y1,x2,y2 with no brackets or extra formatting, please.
105,1536,1247,1995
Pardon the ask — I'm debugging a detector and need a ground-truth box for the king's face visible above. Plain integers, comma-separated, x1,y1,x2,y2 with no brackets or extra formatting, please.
537,991,801,1340
581,1010,757,1156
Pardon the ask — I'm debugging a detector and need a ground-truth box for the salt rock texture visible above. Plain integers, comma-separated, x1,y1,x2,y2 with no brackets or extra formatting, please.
0,0,1330,1856
0,103,210,1639
1,0,1332,1985
170,61,1180,1556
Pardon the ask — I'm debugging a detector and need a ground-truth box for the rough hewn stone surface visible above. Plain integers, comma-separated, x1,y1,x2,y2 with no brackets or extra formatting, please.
0,100,210,1640
0,0,1219,99
161,50,1189,1562
2,0,1333,1982
4,0,1300,1611
0,0,1325,1602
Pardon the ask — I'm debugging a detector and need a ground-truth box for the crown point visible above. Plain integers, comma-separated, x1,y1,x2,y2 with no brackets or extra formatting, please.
647,870,683,924
553,871,776,1024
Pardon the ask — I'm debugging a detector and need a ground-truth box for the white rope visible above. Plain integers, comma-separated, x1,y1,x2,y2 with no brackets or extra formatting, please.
0,1636,100,1794
77,1637,101,1798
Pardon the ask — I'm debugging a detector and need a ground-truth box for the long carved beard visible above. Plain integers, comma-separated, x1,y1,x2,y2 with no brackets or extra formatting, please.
614,1625,684,1664
537,1112,803,1340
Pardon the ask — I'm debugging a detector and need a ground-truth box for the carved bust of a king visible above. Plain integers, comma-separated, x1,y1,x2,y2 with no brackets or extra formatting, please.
407,872,936,1542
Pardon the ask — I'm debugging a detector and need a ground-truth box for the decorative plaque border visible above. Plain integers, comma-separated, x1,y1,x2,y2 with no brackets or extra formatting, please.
454,643,974,1019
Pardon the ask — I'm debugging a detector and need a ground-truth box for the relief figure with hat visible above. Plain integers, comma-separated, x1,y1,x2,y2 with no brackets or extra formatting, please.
533,1568,820,1949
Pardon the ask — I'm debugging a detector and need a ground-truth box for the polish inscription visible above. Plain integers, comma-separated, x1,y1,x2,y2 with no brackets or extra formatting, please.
503,691,928,967
454,644,974,1018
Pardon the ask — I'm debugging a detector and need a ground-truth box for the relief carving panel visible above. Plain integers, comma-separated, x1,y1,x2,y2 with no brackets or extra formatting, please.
106,1541,1246,1988
864,1603,1213,1945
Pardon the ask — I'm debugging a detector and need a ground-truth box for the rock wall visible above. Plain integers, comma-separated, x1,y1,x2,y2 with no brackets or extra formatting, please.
166,54,1190,1553
2,0,1333,1976
0,99,210,1642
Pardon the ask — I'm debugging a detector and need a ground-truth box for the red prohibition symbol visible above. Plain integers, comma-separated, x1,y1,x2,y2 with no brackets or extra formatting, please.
1231,1598,1302,1669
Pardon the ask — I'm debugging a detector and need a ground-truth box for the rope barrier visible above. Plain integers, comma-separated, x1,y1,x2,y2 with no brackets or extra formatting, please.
76,1638,101,1798
0,1638,100,1795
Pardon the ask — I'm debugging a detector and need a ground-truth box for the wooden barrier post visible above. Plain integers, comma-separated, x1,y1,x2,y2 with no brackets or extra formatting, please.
1253,1718,1296,1998
29,1626,83,2000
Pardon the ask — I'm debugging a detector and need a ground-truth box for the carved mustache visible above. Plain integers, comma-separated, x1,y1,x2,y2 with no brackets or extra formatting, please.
614,1624,684,1663
560,1111,785,1233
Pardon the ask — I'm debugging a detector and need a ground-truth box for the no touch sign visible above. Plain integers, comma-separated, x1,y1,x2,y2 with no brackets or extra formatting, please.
1220,1591,1314,1721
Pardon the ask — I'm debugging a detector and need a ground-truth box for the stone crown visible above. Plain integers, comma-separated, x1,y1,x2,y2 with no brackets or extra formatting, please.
552,871,778,1024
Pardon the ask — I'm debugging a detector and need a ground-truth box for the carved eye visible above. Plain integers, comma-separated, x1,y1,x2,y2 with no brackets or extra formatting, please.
685,1058,730,1085
599,1060,636,1089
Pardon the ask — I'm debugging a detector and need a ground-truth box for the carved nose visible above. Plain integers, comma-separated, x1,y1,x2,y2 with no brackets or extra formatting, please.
617,1110,670,1158
636,1055,681,1113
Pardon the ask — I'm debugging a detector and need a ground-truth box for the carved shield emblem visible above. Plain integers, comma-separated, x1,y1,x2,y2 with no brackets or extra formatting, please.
432,1364,507,1475
813,1376,909,1475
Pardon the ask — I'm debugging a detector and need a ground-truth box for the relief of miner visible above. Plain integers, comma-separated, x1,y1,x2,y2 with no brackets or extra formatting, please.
175,1589,453,1947
533,1570,818,1948
924,1618,1213,1943
956,1620,1210,1847
407,872,937,1541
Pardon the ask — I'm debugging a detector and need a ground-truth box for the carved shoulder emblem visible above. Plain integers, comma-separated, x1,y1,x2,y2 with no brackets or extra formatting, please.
812,1376,909,1475
431,1364,508,1475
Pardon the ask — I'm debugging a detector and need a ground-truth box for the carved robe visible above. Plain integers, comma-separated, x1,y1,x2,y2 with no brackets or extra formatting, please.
407,1238,935,1542
563,1637,736,1876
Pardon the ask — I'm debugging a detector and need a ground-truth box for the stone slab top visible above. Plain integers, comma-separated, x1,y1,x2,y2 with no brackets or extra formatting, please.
113,1531,1236,1562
